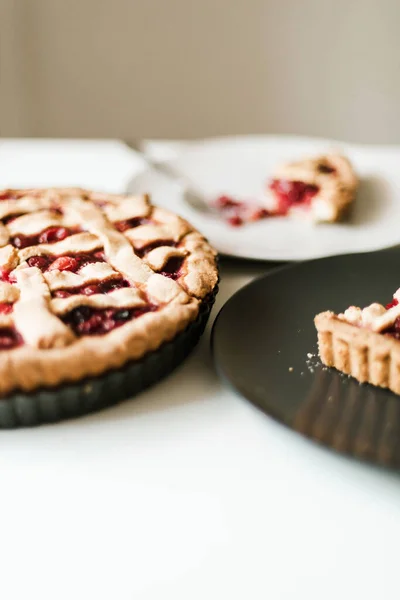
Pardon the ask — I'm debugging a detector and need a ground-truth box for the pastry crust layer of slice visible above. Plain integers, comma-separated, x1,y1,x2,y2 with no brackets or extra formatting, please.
315,311,400,394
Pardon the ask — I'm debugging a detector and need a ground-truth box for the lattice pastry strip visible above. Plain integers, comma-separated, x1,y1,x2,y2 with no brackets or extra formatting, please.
18,233,102,261
101,194,151,221
145,246,187,271
0,193,57,220
13,267,75,349
6,210,77,237
50,287,147,315
0,281,19,303
45,263,120,290
0,245,19,271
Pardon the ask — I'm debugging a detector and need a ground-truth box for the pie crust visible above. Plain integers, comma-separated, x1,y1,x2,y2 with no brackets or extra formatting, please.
0,188,218,396
267,153,358,222
315,303,400,394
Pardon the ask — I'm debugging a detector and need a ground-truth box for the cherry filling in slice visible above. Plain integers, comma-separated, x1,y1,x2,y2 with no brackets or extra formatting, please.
383,317,400,339
213,179,320,226
114,217,152,233
159,256,184,280
53,278,130,298
11,225,81,249
27,251,106,273
0,269,13,283
63,304,156,336
0,303,13,315
0,327,22,350
379,298,400,338
386,298,399,310
269,180,319,215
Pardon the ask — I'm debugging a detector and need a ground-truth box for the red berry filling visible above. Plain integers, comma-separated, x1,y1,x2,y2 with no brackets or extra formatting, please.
63,304,156,336
214,179,320,227
379,298,400,338
0,192,18,201
0,269,13,283
386,298,399,310
0,328,22,350
159,257,184,280
114,217,151,232
26,255,53,271
269,180,319,215
0,303,13,315
227,215,244,227
11,226,80,249
52,278,129,298
214,195,238,209
27,251,105,273
213,195,271,227
48,256,80,272
384,317,400,339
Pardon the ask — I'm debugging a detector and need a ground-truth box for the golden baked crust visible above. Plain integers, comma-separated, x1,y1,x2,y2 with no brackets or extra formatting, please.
0,187,218,396
268,153,358,223
315,311,400,394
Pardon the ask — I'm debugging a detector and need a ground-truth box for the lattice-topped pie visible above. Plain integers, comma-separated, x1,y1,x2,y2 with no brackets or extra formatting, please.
315,291,400,394
267,153,358,222
0,188,218,398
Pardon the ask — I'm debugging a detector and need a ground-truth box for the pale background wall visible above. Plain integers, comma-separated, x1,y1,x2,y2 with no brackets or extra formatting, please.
1,0,400,143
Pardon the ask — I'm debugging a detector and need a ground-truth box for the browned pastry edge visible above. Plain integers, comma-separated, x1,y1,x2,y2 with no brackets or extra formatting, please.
310,154,358,223
315,311,400,394
0,297,199,396
174,230,219,299
327,188,356,222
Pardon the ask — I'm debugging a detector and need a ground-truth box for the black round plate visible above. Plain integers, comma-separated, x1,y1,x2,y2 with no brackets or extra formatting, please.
212,247,400,468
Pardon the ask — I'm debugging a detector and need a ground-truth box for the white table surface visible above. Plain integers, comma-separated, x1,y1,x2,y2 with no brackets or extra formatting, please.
0,140,399,600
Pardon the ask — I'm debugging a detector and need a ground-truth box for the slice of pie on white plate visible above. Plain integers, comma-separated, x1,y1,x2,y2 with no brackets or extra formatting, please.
266,153,358,223
315,291,400,394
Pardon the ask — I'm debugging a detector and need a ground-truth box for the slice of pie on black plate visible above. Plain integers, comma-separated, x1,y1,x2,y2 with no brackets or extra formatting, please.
315,291,400,394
